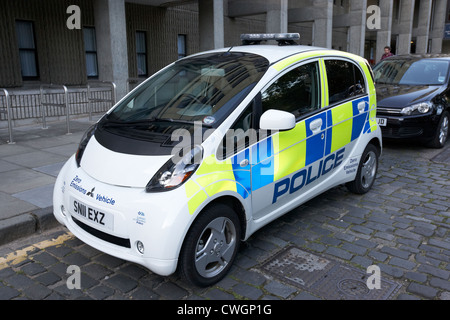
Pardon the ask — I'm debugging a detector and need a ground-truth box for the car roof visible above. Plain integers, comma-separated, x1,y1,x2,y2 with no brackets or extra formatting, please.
191,45,335,65
383,53,450,61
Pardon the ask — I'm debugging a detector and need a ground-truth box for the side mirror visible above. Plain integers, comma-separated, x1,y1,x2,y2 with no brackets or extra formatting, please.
259,109,296,131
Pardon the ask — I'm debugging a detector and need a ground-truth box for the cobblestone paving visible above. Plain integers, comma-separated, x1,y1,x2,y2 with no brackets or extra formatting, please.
0,141,449,300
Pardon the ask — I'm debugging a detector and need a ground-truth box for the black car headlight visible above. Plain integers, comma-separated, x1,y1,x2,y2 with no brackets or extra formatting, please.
75,124,97,167
401,102,433,116
146,145,203,192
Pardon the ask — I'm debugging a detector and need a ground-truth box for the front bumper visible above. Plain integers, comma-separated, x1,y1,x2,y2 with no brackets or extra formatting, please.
53,155,193,276
376,110,439,141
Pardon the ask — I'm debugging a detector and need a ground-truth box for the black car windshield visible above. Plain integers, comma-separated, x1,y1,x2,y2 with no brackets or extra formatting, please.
373,58,450,86
106,52,269,129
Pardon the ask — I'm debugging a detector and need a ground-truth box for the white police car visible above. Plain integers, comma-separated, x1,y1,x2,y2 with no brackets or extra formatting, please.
53,34,382,286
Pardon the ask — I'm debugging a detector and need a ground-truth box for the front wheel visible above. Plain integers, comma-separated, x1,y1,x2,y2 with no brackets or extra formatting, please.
179,203,241,287
346,144,379,195
428,111,449,148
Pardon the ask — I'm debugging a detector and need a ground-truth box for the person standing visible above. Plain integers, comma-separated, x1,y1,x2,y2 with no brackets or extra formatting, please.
381,46,394,60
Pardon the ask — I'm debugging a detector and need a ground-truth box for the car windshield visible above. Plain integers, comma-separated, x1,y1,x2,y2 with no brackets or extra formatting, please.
106,52,269,128
373,58,450,86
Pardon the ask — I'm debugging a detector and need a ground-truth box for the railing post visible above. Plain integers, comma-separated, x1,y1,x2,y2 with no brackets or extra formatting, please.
63,85,70,135
87,83,92,121
110,81,117,105
86,81,117,120
1,88,15,144
40,84,71,134
39,84,48,129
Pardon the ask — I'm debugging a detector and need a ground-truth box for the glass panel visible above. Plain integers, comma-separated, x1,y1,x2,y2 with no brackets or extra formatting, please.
83,28,97,52
85,52,98,77
178,34,186,59
137,53,147,76
262,62,321,118
136,32,146,54
16,21,35,49
325,60,355,105
19,50,38,77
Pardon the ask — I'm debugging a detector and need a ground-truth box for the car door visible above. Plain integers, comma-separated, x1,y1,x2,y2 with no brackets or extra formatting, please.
322,58,369,166
251,60,326,220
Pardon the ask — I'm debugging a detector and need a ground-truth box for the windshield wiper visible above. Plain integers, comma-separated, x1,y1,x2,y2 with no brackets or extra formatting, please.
102,117,212,128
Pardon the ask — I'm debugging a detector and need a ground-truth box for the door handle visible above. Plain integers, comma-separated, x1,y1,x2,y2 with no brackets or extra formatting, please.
309,118,323,134
357,101,366,114
240,159,249,167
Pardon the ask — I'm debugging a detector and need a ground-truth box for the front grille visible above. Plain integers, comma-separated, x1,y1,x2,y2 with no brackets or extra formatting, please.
381,126,423,138
72,216,131,248
377,107,402,116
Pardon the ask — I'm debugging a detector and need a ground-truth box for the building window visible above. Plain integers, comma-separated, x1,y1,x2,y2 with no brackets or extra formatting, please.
15,20,39,80
83,27,98,78
178,34,187,59
136,31,147,77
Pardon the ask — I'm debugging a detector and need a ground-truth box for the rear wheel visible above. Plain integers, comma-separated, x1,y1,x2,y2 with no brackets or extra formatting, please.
346,144,379,194
179,203,241,287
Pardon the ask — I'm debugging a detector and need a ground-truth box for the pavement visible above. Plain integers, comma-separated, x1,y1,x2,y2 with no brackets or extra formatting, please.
0,116,101,245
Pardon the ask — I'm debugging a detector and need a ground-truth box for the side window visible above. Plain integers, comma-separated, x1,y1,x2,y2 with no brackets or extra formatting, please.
325,59,366,105
261,62,321,119
220,104,256,159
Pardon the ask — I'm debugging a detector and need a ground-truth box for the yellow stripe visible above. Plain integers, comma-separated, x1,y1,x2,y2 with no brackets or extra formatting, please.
196,154,232,176
185,179,200,199
204,180,237,197
273,122,307,181
369,107,378,132
0,232,74,270
319,59,329,108
195,171,236,188
273,50,366,72
187,190,208,215
330,102,353,152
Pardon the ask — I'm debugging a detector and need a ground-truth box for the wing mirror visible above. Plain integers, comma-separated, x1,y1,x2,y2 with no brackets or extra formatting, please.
259,109,296,131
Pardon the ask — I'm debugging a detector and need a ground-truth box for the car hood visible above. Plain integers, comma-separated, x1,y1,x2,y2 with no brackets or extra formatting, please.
80,136,172,188
376,84,442,108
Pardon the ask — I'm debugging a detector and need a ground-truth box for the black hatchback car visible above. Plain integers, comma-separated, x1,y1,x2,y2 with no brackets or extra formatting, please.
373,54,450,148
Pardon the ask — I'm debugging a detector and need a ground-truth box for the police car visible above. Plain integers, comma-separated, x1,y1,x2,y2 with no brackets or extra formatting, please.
53,34,382,287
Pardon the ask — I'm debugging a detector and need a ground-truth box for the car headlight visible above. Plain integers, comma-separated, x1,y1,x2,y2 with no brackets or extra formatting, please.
401,102,433,116
146,145,203,192
75,124,97,167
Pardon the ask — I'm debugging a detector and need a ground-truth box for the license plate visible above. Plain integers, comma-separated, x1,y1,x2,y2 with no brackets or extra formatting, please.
377,118,387,127
70,196,114,231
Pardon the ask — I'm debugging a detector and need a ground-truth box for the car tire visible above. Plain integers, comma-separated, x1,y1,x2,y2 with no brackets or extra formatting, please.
179,203,241,287
346,143,379,195
428,111,449,149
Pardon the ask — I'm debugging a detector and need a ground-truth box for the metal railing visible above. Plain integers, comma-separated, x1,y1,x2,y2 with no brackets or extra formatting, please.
0,82,117,139
87,81,116,121
40,84,70,134
0,88,14,144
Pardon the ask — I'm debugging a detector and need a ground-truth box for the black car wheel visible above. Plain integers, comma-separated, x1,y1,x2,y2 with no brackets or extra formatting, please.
428,111,449,148
179,203,241,287
346,143,379,195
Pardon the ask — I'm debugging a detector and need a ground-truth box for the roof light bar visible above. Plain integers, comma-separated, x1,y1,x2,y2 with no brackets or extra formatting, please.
240,33,300,46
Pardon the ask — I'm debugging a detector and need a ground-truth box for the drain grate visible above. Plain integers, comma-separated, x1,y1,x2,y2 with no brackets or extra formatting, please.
259,246,401,300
